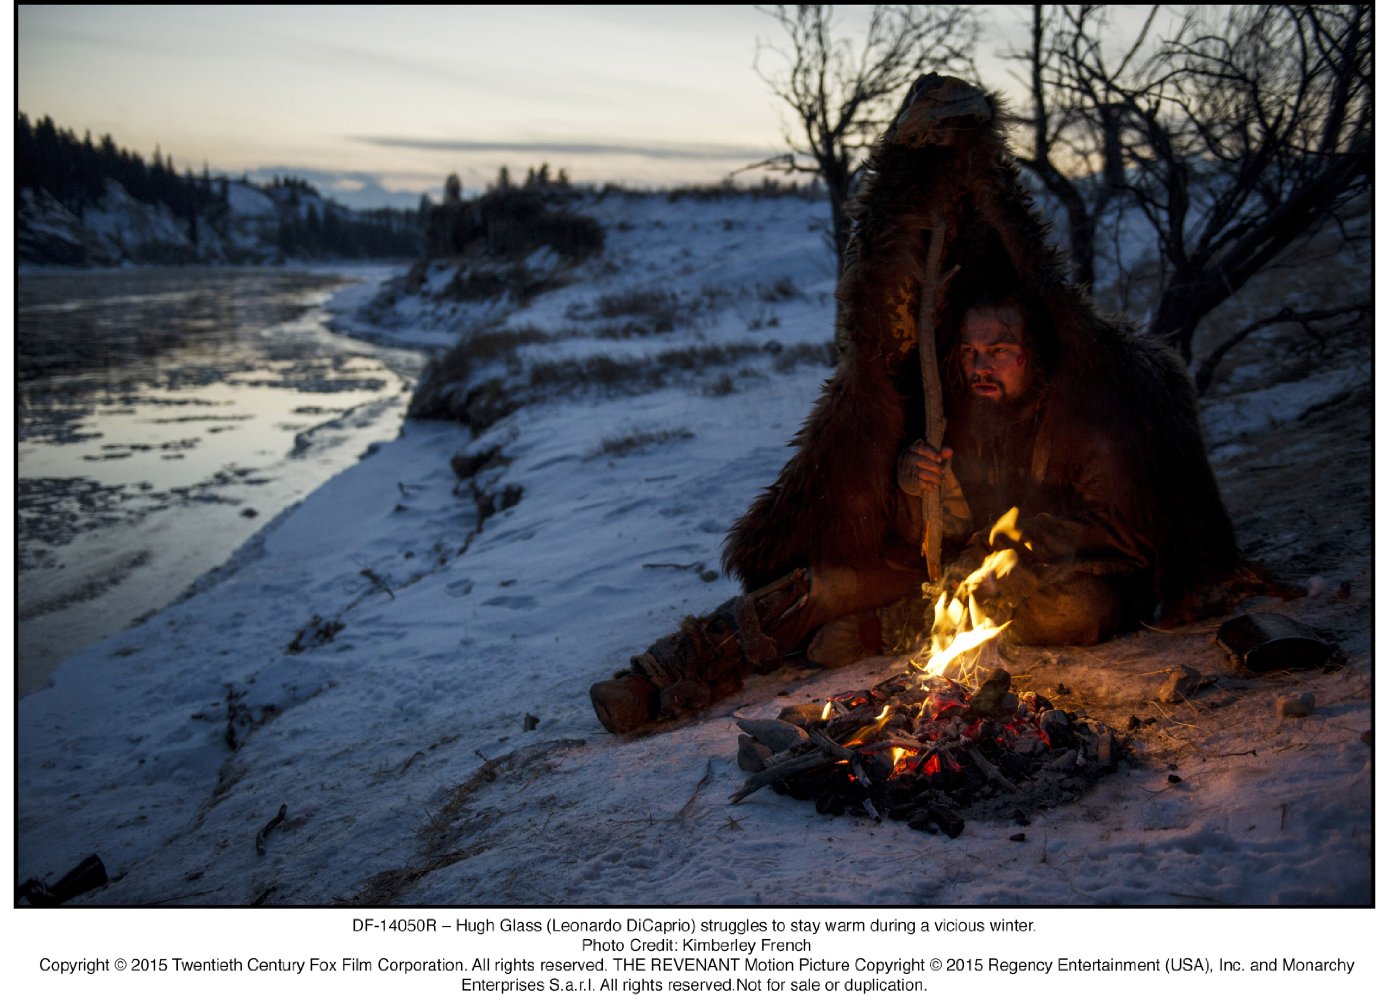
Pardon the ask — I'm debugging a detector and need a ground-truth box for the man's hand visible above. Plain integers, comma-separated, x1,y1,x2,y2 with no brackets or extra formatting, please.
898,439,954,496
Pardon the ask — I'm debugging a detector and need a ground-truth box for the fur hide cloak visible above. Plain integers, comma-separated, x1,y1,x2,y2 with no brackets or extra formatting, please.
722,74,1255,625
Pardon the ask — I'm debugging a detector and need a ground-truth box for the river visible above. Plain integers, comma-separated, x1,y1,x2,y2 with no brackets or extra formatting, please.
16,266,425,697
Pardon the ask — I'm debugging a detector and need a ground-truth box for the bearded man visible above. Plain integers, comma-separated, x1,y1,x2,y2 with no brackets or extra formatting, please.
591,289,1157,735
590,74,1286,735
896,290,1155,650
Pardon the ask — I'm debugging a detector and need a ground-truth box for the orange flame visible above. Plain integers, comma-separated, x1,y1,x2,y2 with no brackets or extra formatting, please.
909,507,1023,688
888,746,918,777
987,506,1032,551
842,704,894,746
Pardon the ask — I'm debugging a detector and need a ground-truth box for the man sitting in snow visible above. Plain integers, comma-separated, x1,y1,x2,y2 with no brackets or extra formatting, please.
590,73,1285,735
592,285,1172,735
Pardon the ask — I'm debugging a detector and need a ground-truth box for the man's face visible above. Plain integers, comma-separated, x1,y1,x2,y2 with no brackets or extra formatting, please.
959,304,1030,401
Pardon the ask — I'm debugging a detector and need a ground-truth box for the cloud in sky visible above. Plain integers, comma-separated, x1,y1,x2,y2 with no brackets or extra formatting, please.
18,5,783,197
18,6,1165,207
354,136,778,163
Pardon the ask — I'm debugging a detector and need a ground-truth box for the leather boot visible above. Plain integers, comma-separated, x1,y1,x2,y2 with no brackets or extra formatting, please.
591,569,811,734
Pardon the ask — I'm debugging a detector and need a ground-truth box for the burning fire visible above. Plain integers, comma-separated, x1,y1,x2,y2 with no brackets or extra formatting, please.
808,509,1031,780
908,507,1024,687
817,507,1025,732
739,507,1117,831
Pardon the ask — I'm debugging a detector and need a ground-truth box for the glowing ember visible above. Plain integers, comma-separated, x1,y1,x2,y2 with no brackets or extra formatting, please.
732,668,1121,835
730,509,1120,836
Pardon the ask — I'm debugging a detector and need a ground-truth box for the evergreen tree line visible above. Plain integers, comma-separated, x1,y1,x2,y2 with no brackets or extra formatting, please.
17,112,227,224
424,164,602,261
275,201,424,259
16,112,423,261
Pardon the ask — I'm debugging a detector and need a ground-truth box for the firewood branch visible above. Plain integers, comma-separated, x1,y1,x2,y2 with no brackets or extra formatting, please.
965,746,1020,794
728,749,833,804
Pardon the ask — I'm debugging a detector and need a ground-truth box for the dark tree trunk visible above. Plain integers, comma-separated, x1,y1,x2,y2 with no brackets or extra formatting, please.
821,154,853,274
1149,270,1221,363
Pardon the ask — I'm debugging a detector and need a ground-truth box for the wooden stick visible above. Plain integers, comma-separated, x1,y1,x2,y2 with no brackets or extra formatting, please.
918,213,950,581
728,725,860,805
728,749,833,804
964,746,1020,794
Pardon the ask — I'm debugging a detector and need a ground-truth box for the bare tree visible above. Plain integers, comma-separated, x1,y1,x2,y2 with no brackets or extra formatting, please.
1014,5,1372,367
1192,299,1371,396
1011,5,1163,292
753,4,980,270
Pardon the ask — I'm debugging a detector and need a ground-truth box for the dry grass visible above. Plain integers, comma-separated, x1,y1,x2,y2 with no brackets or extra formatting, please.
527,343,766,393
758,276,799,302
703,373,738,397
566,288,681,336
412,333,840,431
417,324,553,390
589,427,695,459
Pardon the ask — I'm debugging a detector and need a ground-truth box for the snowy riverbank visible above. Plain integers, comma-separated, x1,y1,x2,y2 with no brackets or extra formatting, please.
13,193,1377,923
16,265,423,695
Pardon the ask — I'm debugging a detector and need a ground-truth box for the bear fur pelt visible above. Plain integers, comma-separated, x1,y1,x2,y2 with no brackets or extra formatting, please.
721,74,1262,625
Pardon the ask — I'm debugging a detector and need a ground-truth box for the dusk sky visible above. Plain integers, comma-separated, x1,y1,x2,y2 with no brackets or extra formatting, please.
17,5,1156,209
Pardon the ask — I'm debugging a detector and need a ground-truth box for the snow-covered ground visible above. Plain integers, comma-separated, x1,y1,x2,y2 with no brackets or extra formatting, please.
11,192,1378,972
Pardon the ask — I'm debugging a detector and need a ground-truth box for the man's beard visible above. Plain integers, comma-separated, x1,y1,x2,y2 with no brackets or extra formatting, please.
961,389,1033,453
951,386,1041,521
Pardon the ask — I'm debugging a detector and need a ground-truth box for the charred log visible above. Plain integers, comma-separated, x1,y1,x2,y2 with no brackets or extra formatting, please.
732,670,1122,835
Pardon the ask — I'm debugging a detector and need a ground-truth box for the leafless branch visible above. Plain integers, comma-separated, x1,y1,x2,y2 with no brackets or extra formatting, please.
1010,4,1370,365
752,4,980,269
1194,302,1370,395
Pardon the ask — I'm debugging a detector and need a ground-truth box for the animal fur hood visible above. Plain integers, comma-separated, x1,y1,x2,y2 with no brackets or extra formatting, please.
721,74,1246,624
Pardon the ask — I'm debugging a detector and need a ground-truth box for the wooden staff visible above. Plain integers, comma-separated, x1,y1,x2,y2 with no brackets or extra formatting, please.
918,212,950,581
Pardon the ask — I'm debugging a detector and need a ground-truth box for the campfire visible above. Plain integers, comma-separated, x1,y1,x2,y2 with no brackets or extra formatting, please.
731,509,1120,836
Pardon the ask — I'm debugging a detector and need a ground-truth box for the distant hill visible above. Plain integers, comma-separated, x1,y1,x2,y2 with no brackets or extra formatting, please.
16,113,424,266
